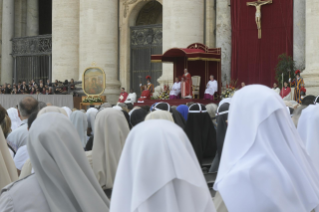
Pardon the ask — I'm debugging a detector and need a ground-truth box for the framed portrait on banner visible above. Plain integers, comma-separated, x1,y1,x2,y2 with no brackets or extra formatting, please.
82,67,106,96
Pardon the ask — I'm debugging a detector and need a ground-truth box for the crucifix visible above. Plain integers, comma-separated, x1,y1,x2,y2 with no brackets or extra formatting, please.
247,0,272,39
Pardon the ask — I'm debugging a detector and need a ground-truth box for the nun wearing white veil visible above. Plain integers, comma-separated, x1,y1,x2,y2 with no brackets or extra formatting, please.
0,113,110,211
70,111,88,148
0,127,18,190
110,120,216,212
145,110,174,122
62,106,72,118
297,105,319,173
86,107,98,135
7,108,21,131
91,108,130,197
214,85,319,212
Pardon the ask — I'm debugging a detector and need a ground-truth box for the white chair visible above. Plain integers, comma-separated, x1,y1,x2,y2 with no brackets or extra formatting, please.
192,76,201,99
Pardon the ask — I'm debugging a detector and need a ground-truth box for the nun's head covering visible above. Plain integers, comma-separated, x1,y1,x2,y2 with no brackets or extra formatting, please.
209,102,229,173
112,105,122,111
28,113,110,211
0,127,18,189
86,108,98,134
145,110,174,122
37,106,68,117
62,106,72,118
130,109,148,127
122,110,132,129
7,107,21,131
0,106,12,139
99,103,112,112
152,102,185,127
111,120,217,212
176,104,189,121
206,103,218,120
297,105,319,173
214,85,319,212
92,108,130,189
70,111,88,148
184,103,217,165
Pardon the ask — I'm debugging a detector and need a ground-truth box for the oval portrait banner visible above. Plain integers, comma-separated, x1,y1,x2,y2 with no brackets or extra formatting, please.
82,67,106,96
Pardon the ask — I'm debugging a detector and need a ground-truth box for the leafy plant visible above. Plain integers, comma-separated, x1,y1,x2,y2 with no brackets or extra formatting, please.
275,54,296,88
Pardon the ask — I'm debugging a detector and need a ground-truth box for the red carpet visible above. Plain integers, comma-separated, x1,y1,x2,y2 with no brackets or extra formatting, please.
135,99,219,106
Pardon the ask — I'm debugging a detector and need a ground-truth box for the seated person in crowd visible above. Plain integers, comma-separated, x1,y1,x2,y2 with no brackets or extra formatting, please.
11,87,18,95
137,86,152,103
6,84,12,94
169,77,181,99
280,81,291,100
272,82,280,94
125,89,137,104
118,87,128,103
204,75,218,101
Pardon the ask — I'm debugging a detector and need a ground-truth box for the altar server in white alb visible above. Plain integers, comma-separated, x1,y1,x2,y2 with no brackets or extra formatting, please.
124,89,137,104
204,75,218,100
169,77,181,99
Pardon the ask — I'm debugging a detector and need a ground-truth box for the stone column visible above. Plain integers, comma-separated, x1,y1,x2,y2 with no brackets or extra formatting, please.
1,0,14,84
160,0,204,85
206,0,216,48
26,0,39,36
79,0,120,103
294,0,305,71
216,0,231,85
14,0,22,37
0,0,3,81
52,0,79,82
302,0,319,95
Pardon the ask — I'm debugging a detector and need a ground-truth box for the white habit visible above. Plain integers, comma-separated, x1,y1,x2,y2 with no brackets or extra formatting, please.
169,82,181,96
125,92,137,104
273,87,280,95
6,119,28,151
205,80,218,96
214,85,319,212
110,120,216,212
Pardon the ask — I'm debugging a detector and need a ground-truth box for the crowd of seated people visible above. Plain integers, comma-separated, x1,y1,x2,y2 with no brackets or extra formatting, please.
0,79,76,95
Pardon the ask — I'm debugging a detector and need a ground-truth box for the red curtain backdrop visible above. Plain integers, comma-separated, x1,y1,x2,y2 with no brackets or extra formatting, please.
231,0,293,86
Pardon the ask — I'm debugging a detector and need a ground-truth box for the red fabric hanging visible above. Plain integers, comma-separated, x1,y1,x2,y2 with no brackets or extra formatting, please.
231,0,293,86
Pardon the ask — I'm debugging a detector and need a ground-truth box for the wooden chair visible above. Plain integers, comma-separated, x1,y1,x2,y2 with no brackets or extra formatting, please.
192,76,201,99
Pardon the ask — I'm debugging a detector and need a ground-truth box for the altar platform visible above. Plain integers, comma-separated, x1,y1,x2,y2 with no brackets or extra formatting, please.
135,99,219,107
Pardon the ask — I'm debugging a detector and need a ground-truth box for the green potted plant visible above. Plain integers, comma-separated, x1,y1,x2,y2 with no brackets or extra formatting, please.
275,54,296,88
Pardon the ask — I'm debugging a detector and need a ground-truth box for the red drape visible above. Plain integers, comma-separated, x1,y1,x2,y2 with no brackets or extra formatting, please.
231,0,293,86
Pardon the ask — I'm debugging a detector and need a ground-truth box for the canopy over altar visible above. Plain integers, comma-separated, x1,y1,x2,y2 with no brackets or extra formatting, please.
151,43,222,98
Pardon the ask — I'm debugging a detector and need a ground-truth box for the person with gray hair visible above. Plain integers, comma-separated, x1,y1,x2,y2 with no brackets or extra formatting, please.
37,101,47,111
7,96,38,151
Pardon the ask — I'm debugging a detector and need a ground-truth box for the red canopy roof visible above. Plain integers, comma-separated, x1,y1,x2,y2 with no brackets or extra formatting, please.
151,43,221,63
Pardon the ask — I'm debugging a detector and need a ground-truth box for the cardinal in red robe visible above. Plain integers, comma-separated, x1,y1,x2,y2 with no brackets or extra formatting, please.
137,86,151,103
181,69,192,99
118,87,128,103
280,81,291,100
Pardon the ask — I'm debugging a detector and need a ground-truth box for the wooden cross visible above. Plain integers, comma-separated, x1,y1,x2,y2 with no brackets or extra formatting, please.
247,0,272,39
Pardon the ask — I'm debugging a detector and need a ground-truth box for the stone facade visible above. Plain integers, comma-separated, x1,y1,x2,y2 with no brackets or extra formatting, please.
216,0,231,86
302,0,319,96
294,0,305,71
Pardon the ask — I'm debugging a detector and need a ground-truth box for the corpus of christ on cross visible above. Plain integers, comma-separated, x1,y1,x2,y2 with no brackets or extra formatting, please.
247,0,272,39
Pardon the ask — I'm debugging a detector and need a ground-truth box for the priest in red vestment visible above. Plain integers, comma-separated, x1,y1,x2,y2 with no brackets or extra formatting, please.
280,82,291,101
118,87,128,103
181,69,192,99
